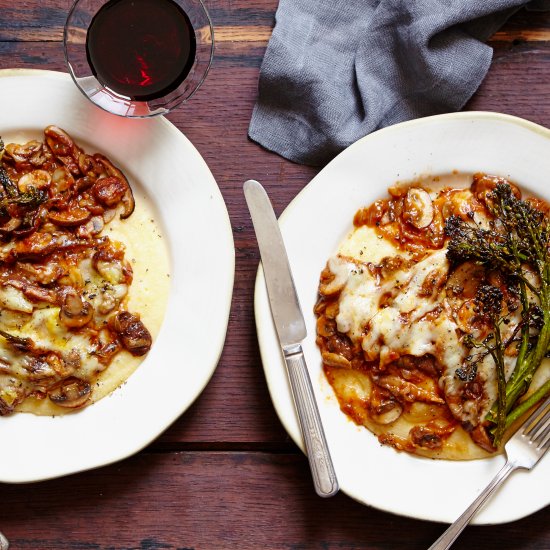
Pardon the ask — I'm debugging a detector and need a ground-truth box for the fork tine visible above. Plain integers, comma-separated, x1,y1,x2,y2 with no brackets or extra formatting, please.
523,395,550,437
521,396,550,450
530,406,550,443
536,409,550,448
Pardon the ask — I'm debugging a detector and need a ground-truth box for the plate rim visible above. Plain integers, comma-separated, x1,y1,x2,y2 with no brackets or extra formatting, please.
0,68,235,483
254,110,550,524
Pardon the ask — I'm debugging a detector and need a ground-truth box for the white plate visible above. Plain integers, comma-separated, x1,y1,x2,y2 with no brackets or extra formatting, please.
0,69,234,483
255,112,550,524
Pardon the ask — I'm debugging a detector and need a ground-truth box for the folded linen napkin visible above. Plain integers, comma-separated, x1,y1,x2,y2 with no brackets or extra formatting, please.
249,0,550,166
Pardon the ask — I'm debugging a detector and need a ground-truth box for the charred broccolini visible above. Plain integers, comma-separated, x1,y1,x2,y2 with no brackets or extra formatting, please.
445,182,550,446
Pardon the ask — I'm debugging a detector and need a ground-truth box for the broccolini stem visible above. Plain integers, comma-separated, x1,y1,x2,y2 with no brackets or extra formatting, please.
504,288,550,414
514,279,530,369
488,323,507,444
505,379,550,429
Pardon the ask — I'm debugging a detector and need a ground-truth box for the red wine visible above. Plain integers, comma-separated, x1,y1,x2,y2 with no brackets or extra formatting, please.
86,0,196,101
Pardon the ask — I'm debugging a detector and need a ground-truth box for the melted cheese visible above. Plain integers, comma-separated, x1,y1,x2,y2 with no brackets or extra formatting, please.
332,239,469,400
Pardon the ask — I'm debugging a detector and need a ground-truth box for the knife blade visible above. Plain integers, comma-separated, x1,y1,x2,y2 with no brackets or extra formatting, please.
244,179,339,498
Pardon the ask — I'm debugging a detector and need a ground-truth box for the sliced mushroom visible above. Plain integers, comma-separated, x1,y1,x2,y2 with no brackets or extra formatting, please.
94,154,135,218
402,188,434,229
24,355,58,381
59,290,94,328
0,217,22,234
370,400,403,425
97,283,128,314
319,258,352,296
321,351,351,369
4,140,44,164
92,241,123,266
109,311,152,356
48,206,91,227
94,329,121,366
76,215,104,238
373,374,445,404
11,231,85,261
17,169,51,193
48,377,91,408
469,423,497,453
50,166,75,194
102,208,117,224
6,279,58,304
16,260,64,285
0,328,35,352
11,205,47,238
78,153,99,175
44,126,82,175
95,259,124,284
418,267,447,298
77,191,105,215
316,315,335,338
46,350,81,378
91,176,127,207
409,425,443,450
471,173,521,204
75,174,97,192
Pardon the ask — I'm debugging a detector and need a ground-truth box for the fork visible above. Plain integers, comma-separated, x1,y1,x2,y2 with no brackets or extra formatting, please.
0,530,8,550
428,394,550,550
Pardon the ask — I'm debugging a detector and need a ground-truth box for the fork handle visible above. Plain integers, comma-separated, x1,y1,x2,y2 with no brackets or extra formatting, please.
428,460,517,550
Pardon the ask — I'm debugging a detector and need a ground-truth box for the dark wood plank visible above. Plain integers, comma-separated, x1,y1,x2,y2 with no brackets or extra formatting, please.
0,1,548,44
0,0,280,41
1,452,548,549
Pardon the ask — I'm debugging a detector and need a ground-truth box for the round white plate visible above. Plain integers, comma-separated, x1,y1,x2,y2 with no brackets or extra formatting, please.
0,69,234,483
255,112,550,524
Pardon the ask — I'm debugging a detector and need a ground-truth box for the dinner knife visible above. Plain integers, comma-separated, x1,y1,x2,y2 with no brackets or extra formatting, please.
244,179,339,498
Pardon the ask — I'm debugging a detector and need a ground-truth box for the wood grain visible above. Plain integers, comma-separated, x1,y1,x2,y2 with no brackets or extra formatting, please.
0,2,549,549
1,452,549,550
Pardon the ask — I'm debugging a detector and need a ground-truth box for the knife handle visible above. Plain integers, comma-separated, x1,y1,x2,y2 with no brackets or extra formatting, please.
284,345,339,498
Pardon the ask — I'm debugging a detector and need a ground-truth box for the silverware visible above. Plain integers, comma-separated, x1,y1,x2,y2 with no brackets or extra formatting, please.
244,179,339,498
0,530,9,550
428,394,550,550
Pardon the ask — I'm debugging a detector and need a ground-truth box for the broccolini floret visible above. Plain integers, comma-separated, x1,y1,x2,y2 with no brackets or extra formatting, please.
445,182,550,445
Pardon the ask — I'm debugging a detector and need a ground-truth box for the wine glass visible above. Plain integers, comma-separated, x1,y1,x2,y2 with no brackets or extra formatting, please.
64,0,214,117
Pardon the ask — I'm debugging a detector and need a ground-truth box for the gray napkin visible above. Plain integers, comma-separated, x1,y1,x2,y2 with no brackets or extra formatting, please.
249,0,550,167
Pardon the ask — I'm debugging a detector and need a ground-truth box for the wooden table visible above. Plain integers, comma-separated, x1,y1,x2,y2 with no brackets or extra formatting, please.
1,2,549,549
